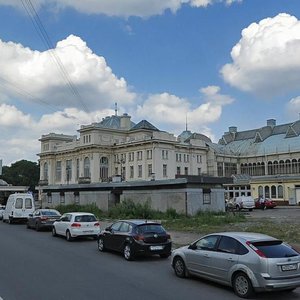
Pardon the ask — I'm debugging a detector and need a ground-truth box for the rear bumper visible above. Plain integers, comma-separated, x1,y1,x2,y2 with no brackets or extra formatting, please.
255,275,300,291
132,241,172,256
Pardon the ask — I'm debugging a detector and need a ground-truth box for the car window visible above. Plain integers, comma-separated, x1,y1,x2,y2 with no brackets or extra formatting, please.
136,224,165,234
41,210,60,216
119,222,131,233
74,215,96,222
25,198,33,209
111,222,122,231
15,198,23,209
217,236,248,255
195,235,219,251
252,241,299,258
61,214,71,222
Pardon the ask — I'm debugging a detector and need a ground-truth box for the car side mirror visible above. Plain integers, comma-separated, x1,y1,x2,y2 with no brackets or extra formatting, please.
188,244,197,250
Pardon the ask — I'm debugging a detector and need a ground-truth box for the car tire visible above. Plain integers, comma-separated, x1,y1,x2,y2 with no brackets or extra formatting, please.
26,222,30,229
35,222,41,231
160,253,170,259
97,238,106,252
52,227,57,237
8,217,13,224
232,272,254,298
66,230,73,242
173,257,187,278
123,244,134,261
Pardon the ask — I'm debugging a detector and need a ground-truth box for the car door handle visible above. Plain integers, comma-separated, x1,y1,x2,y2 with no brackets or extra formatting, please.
227,257,234,262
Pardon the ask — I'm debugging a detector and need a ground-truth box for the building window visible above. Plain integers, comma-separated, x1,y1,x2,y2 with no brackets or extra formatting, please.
217,162,223,177
271,185,276,198
184,154,189,163
258,186,263,197
47,192,52,204
203,191,211,205
43,162,48,180
100,157,109,181
130,166,134,178
176,153,182,162
184,167,188,175
66,160,72,183
137,151,143,160
278,185,283,198
129,152,134,162
177,166,181,175
265,186,270,198
55,161,62,181
197,168,201,175
74,191,80,204
43,143,49,151
84,157,90,178
147,150,152,159
138,165,142,178
148,164,152,177
163,164,167,177
120,153,126,162
197,155,202,163
162,150,168,160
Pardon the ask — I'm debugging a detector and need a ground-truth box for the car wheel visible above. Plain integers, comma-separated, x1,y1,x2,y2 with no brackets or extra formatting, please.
160,253,170,259
35,222,41,231
97,238,106,252
232,272,254,298
52,227,57,237
123,244,134,261
8,217,13,224
173,257,187,278
66,230,73,242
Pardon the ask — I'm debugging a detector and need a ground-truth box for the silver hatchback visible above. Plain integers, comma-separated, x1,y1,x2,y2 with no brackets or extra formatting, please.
171,232,300,298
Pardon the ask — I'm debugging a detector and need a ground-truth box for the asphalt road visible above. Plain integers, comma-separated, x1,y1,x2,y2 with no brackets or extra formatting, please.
0,222,299,300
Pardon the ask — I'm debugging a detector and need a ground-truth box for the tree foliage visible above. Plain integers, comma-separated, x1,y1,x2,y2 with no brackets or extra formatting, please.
0,160,40,188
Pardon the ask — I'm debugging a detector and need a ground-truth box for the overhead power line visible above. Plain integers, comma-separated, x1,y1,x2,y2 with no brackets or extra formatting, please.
20,0,90,113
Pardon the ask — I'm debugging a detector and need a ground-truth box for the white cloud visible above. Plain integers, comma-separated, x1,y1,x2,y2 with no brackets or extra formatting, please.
135,86,234,135
0,0,241,18
0,35,136,111
221,13,300,97
286,96,300,119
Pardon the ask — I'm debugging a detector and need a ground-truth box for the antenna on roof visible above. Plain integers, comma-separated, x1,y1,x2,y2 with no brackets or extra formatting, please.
115,102,118,116
185,114,188,131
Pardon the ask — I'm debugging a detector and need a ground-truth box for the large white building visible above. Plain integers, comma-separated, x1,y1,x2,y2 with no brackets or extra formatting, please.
38,113,209,186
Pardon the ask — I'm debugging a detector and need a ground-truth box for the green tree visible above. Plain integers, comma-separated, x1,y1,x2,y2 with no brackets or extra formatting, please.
0,160,40,188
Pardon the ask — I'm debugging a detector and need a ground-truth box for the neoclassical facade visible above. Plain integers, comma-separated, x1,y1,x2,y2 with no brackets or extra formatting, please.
38,113,208,186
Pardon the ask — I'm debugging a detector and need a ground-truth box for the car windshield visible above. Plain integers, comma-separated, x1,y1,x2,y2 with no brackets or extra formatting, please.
136,224,165,234
252,240,299,258
41,211,60,216
74,215,96,222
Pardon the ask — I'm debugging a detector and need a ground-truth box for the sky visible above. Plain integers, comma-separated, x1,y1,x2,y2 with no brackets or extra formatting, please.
1,0,300,166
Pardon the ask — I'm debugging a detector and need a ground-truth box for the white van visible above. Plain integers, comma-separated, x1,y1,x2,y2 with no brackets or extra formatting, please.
3,193,35,224
233,196,255,211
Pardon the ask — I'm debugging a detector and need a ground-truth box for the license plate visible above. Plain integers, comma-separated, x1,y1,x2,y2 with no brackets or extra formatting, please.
83,230,93,233
281,264,298,271
150,246,164,251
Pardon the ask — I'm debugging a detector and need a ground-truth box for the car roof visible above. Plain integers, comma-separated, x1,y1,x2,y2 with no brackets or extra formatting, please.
214,232,278,242
119,219,161,225
65,212,95,216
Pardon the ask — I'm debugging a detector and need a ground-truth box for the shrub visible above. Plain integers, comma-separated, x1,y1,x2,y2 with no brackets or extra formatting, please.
55,203,103,219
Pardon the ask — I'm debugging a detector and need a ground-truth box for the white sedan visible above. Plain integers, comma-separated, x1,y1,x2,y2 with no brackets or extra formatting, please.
52,212,100,241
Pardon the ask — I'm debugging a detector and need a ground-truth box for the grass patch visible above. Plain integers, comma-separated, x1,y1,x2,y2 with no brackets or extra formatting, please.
55,203,103,219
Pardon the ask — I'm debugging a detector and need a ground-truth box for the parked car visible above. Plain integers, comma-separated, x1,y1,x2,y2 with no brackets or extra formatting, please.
2,193,35,223
27,209,61,231
233,196,255,211
254,198,277,209
97,220,172,261
171,232,300,298
52,212,100,241
0,205,5,220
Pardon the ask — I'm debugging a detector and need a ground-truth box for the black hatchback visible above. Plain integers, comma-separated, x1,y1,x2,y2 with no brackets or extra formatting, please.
97,220,172,260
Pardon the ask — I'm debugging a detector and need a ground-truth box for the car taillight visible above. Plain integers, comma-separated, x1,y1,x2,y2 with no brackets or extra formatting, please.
94,222,100,227
71,223,81,228
133,234,144,241
40,217,48,221
246,241,266,258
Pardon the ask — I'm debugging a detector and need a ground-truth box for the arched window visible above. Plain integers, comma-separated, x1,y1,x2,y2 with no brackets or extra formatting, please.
271,185,276,198
278,185,283,198
100,156,109,181
248,163,253,176
84,157,90,178
279,160,285,174
261,162,265,175
43,162,48,180
286,159,291,174
292,159,297,174
265,186,270,198
258,186,263,197
267,161,273,175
